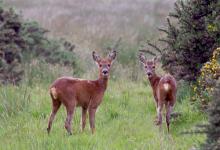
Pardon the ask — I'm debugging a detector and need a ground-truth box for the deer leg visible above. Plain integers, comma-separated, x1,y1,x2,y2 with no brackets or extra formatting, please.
89,107,97,134
65,104,75,135
81,107,87,132
156,103,163,126
47,100,61,134
154,98,159,122
166,94,176,132
166,103,173,132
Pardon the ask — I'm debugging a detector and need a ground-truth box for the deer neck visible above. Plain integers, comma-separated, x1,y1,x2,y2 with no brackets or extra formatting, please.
96,76,108,91
148,74,160,91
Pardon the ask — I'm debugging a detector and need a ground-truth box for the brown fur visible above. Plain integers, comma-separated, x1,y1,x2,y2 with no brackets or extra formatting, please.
47,51,116,135
139,53,177,132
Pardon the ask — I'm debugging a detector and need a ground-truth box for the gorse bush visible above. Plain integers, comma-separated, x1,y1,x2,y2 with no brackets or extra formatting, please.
21,21,76,66
0,7,24,84
0,3,78,85
150,0,220,82
201,81,220,150
193,48,220,106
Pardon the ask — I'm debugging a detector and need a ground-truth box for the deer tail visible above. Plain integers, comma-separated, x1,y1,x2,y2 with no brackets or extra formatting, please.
163,83,171,92
50,87,58,100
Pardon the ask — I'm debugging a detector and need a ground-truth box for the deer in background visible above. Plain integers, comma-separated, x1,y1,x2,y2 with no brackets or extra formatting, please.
139,52,177,132
47,50,116,135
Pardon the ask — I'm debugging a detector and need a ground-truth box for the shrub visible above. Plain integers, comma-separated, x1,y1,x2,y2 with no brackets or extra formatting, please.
0,3,78,85
0,6,24,84
201,81,220,150
193,48,220,107
149,0,220,82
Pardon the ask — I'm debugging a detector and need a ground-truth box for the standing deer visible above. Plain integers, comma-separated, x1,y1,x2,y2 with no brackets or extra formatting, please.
47,50,116,135
139,52,177,132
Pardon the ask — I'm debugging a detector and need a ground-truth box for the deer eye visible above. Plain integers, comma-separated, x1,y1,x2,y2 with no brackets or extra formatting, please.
152,66,155,69
145,66,148,68
107,64,110,67
99,64,102,67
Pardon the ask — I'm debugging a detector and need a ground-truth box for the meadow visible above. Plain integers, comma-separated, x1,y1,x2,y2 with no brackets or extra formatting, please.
0,0,211,149
0,61,206,150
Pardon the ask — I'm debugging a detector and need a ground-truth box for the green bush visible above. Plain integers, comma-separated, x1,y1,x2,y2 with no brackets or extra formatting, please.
201,81,220,150
151,0,220,82
0,3,78,85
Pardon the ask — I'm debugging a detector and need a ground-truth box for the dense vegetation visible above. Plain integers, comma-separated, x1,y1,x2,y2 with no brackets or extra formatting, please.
0,68,206,149
201,82,220,150
1,0,220,150
0,4,77,84
152,0,220,82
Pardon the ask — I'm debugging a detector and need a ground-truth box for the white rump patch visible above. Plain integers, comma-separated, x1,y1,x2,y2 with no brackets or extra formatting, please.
163,83,170,91
50,87,58,100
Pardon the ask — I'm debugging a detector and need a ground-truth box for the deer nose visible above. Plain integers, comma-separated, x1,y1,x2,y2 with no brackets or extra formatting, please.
147,72,152,77
102,70,108,75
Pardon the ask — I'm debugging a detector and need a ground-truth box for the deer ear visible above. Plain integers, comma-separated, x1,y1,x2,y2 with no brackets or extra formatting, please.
92,51,101,62
153,56,159,64
139,52,145,64
108,50,117,61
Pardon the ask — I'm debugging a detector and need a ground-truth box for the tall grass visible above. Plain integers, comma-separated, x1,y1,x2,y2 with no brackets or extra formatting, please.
0,85,30,118
0,62,207,150
1,1,207,149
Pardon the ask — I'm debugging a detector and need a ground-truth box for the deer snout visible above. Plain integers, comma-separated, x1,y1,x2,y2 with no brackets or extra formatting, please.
102,69,108,75
146,72,152,77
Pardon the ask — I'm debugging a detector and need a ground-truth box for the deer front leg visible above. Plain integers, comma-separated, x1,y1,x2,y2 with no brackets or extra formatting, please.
81,107,87,132
89,107,97,134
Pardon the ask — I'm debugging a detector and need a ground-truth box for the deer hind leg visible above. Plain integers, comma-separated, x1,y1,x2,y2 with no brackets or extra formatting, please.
165,102,173,132
156,102,163,126
81,107,88,132
166,94,175,132
64,101,76,135
154,98,159,122
47,99,61,134
89,107,97,134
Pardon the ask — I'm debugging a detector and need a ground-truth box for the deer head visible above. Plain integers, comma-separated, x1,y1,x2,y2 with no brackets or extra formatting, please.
92,50,116,79
139,52,158,78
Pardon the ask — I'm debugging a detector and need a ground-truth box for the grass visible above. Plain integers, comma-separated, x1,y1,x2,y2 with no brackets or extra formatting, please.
0,79,206,150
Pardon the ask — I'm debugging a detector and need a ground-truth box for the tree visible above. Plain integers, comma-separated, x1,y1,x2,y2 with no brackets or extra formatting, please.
0,3,77,84
147,0,220,82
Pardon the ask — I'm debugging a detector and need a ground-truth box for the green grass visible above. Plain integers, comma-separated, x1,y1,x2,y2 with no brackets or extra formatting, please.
0,80,206,150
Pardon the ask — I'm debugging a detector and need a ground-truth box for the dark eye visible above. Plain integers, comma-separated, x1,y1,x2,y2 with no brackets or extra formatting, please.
152,66,155,69
108,64,110,67
145,66,147,68
99,64,102,67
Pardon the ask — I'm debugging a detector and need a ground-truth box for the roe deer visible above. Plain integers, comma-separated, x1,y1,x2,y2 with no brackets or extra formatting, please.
139,52,177,132
47,50,116,135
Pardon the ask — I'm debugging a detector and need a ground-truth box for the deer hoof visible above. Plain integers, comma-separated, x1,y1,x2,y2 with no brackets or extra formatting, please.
154,116,158,122
47,128,50,134
155,120,162,126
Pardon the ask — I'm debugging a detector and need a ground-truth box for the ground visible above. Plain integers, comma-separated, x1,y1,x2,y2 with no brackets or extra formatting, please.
0,80,206,150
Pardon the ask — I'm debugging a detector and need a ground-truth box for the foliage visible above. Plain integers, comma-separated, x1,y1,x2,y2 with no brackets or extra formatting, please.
193,48,220,106
21,22,76,66
149,0,220,82
201,81,220,150
0,4,77,85
0,6,24,84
